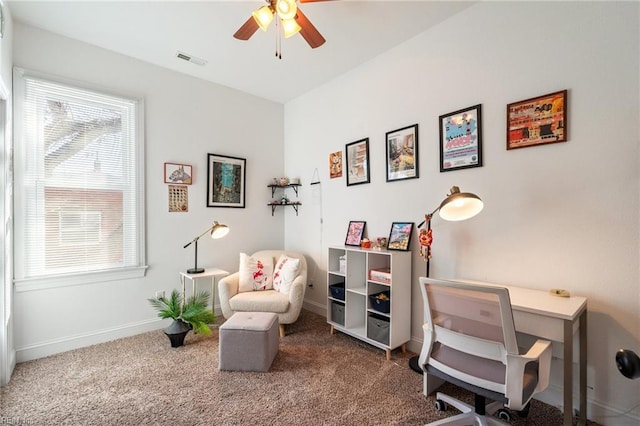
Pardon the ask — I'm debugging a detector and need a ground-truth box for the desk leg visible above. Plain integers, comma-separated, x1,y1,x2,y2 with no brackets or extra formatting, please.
578,310,587,426
563,319,573,426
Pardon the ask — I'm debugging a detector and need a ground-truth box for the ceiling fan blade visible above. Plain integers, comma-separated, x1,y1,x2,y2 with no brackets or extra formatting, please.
233,16,259,40
295,9,326,48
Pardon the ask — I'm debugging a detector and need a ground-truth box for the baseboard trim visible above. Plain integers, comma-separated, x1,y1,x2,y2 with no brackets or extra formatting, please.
16,318,166,363
303,300,325,317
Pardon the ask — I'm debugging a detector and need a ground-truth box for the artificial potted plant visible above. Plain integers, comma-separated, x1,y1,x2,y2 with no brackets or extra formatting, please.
148,289,216,347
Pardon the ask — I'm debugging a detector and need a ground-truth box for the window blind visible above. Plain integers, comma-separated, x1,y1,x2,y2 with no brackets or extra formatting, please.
14,69,146,287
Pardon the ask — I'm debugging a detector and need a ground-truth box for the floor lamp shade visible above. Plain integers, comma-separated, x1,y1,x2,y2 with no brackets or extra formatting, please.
437,186,484,221
184,221,229,274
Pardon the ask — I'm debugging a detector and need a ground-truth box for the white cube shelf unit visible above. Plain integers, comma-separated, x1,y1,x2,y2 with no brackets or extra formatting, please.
326,246,411,360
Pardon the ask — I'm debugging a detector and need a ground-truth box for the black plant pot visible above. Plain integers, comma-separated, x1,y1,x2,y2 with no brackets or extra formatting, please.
164,319,191,348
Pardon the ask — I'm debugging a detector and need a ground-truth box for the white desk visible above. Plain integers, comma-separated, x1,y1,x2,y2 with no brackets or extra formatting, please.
423,280,587,426
180,268,229,311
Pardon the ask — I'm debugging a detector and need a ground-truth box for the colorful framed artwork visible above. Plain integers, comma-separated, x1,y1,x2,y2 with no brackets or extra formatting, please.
345,138,370,186
207,153,246,208
345,221,366,247
507,90,567,150
164,163,193,184
387,222,414,251
386,124,419,182
439,105,483,172
329,151,343,179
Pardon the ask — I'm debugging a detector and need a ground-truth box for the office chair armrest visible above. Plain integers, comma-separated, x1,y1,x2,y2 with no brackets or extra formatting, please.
521,339,552,361
523,339,553,393
506,339,552,409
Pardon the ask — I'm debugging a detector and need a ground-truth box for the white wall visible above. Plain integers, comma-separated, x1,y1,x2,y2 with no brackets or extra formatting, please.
12,23,285,360
285,2,639,424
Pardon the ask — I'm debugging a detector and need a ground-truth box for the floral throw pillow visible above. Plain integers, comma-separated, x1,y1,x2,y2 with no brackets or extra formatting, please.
272,254,301,295
238,253,274,292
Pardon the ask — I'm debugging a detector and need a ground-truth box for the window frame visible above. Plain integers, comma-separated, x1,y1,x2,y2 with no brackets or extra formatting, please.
12,67,147,292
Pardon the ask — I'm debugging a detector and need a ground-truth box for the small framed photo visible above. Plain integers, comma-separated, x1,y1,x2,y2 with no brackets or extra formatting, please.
345,138,370,186
329,151,343,179
164,163,192,184
386,124,418,182
439,105,483,172
507,90,567,150
387,222,414,251
207,153,246,208
345,221,366,247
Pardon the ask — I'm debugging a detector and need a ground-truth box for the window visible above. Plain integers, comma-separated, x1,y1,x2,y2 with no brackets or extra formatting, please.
13,68,146,290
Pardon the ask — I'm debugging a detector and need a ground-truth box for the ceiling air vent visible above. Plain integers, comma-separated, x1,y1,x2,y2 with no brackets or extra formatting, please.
176,51,207,66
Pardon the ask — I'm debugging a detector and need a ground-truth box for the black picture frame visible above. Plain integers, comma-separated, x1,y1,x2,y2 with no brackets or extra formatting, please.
345,138,370,186
345,221,366,246
439,104,483,172
387,222,414,251
386,124,419,182
207,153,246,208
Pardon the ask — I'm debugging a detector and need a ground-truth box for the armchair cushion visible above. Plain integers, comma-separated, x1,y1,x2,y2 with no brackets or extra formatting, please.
238,252,274,292
229,290,290,313
273,254,301,295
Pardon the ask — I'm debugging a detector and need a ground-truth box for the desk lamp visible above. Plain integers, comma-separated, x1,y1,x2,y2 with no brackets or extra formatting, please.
409,186,484,373
183,221,229,274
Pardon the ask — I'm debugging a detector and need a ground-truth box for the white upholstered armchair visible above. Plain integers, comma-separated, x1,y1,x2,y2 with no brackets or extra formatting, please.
218,250,307,337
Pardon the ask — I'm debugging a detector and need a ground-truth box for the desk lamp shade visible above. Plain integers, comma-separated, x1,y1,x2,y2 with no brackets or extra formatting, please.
184,221,229,274
211,221,230,239
438,186,484,221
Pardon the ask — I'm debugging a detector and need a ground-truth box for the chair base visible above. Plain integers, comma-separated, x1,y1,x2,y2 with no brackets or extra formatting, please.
426,392,509,426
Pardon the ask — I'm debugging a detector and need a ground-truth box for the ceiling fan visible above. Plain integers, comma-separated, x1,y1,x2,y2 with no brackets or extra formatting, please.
233,0,328,49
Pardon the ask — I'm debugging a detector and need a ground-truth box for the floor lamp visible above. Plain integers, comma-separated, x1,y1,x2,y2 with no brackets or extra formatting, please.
183,221,229,274
408,186,484,374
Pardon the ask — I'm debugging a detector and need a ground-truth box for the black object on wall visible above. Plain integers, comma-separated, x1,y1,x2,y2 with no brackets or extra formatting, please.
616,349,640,380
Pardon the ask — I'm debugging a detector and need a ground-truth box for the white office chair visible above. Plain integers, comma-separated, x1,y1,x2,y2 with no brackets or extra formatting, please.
418,277,552,426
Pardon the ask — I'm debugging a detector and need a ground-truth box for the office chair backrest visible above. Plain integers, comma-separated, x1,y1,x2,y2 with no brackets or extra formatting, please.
419,277,519,393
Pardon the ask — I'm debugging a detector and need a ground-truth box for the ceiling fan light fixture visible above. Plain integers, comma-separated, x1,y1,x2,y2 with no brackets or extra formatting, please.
276,0,297,20
252,5,274,32
281,18,301,38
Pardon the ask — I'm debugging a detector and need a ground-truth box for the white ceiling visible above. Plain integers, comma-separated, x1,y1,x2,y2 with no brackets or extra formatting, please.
7,1,474,103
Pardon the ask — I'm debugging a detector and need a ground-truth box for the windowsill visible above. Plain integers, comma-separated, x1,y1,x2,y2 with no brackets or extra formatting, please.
14,265,149,292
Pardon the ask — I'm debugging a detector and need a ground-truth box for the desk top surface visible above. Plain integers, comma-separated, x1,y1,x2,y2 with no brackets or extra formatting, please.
453,279,587,321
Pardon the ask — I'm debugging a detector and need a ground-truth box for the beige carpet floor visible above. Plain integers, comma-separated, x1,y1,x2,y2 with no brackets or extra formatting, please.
1,310,599,425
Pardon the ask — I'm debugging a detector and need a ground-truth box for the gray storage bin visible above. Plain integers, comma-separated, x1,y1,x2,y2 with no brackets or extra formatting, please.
331,301,345,326
367,313,390,345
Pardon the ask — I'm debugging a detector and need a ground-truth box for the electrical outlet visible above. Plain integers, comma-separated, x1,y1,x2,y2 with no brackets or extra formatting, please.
155,290,165,299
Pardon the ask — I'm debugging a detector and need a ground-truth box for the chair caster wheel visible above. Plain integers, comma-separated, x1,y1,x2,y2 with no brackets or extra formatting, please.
496,408,512,421
435,399,447,412
517,402,531,418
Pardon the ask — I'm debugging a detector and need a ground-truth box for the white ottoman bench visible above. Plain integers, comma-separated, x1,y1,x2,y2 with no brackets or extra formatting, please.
218,312,279,372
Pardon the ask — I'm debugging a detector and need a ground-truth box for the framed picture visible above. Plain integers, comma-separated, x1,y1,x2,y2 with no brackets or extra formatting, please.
386,124,418,182
168,185,188,212
345,138,370,186
164,163,192,184
507,90,567,150
207,153,246,208
387,222,414,251
439,104,483,172
329,151,343,179
345,221,366,246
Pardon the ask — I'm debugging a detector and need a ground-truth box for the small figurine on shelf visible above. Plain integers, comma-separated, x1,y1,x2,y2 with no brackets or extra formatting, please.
281,195,289,205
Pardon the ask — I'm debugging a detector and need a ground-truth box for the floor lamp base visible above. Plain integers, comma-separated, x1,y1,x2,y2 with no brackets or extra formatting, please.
409,355,423,375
